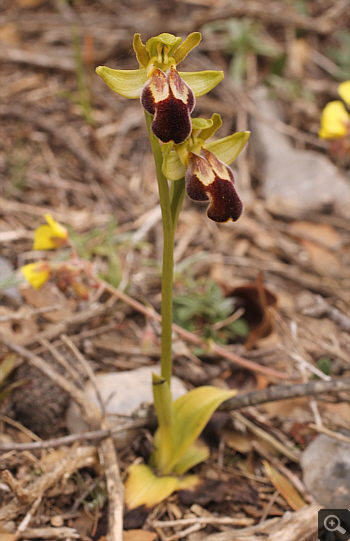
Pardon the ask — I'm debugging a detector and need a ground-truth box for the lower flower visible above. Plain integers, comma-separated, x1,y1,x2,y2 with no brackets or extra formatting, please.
186,149,243,222
21,261,51,289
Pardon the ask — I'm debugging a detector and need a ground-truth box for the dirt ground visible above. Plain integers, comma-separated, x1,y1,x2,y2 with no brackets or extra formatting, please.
0,0,350,540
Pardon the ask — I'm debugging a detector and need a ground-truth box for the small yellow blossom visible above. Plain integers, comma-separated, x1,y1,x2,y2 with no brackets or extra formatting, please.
21,262,50,289
319,80,350,140
33,214,68,251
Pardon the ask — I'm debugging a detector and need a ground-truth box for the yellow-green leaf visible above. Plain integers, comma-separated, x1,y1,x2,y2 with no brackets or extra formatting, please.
96,66,147,99
206,131,250,165
166,386,236,474
180,70,224,97
172,439,209,475
124,464,179,510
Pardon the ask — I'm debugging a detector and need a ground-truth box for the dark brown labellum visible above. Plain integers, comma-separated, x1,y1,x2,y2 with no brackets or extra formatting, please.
141,65,195,144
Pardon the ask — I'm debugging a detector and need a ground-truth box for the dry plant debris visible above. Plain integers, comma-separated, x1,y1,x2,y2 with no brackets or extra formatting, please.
0,0,349,540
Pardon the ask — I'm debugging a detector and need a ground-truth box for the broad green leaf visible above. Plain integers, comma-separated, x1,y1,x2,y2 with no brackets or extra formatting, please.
173,32,201,64
172,439,209,475
206,131,250,164
95,66,147,99
163,386,237,474
177,474,201,491
124,464,179,510
180,70,224,97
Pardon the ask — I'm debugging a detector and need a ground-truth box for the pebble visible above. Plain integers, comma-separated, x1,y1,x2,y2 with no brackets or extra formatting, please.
301,434,350,507
66,365,187,434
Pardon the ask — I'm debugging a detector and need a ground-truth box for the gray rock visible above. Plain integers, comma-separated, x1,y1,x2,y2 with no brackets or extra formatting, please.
301,434,350,507
66,365,187,434
250,87,350,208
0,256,21,301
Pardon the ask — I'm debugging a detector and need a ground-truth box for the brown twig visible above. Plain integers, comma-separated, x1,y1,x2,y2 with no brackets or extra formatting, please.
220,376,350,411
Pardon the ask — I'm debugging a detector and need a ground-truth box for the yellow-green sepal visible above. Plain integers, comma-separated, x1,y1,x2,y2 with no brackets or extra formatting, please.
206,131,250,164
173,32,201,64
180,70,224,97
95,66,147,99
124,464,180,510
162,143,186,181
133,34,150,69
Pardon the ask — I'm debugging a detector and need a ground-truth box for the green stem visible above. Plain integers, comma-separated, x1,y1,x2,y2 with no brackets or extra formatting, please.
145,112,175,387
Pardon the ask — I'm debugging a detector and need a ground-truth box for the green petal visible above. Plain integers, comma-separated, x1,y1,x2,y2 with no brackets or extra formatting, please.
173,32,201,64
133,33,150,69
191,117,214,131
162,145,186,181
206,131,250,164
179,70,224,97
146,33,182,59
199,113,222,141
95,66,147,99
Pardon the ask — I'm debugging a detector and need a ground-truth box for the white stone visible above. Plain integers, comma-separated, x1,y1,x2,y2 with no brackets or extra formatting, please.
301,434,350,507
66,365,187,434
250,87,350,210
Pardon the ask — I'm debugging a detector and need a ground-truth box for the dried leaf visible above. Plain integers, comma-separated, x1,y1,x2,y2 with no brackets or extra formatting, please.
263,461,307,510
123,531,157,541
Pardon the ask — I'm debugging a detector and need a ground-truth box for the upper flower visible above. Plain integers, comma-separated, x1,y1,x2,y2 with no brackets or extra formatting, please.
96,33,224,144
33,214,69,250
162,114,250,222
319,80,350,140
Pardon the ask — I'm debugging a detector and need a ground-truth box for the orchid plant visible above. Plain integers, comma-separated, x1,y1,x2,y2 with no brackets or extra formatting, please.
96,32,250,510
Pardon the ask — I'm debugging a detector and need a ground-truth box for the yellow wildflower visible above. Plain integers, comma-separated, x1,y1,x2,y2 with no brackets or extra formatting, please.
21,262,50,289
33,214,68,250
319,80,350,140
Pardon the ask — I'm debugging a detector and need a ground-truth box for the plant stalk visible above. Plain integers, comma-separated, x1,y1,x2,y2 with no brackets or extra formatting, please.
145,112,185,387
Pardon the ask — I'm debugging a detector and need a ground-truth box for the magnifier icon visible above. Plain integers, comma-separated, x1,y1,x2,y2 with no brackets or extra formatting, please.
324,515,346,534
